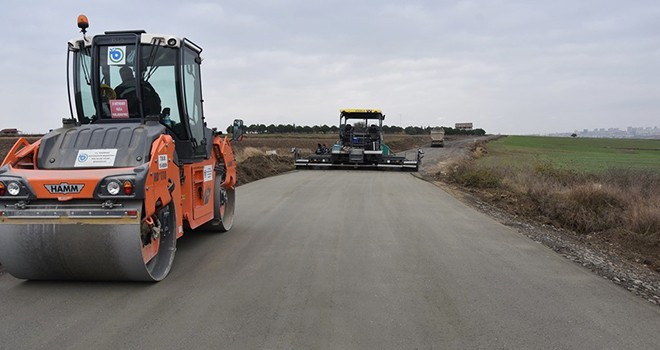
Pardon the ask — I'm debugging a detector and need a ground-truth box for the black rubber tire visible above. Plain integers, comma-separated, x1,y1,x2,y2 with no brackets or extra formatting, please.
143,202,177,281
200,172,235,232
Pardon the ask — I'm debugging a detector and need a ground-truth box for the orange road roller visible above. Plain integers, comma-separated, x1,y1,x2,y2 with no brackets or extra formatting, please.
0,16,242,281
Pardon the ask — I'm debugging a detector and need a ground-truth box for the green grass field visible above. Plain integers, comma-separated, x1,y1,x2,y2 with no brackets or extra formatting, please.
481,136,660,172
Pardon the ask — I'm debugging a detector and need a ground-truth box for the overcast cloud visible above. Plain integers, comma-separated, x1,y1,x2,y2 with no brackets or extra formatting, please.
1,0,658,134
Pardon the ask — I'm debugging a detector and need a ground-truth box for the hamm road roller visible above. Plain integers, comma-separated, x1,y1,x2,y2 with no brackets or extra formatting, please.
0,16,241,281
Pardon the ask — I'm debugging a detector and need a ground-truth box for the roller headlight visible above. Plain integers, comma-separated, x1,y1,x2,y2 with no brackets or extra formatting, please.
107,180,121,195
7,181,21,196
96,175,139,199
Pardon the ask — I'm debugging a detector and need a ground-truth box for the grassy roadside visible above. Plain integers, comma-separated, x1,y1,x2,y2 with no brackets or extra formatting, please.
439,136,660,270
480,136,660,172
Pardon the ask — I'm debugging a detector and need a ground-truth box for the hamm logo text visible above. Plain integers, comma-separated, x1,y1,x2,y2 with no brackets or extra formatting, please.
45,183,85,194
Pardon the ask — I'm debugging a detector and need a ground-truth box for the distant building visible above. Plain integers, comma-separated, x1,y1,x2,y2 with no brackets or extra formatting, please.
558,125,660,139
455,122,473,130
0,128,20,136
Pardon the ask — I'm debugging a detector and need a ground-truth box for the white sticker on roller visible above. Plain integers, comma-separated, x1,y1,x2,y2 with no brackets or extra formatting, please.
158,155,168,169
74,149,118,167
204,165,213,182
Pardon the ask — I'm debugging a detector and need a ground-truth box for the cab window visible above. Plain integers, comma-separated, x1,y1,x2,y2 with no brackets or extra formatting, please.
182,47,205,156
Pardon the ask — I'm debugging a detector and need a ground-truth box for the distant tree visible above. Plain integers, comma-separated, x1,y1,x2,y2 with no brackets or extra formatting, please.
404,126,427,135
432,126,486,136
383,125,403,134
571,133,577,138
352,121,366,130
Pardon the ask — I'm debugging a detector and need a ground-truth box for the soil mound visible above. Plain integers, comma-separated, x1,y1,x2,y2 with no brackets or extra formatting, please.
236,154,294,186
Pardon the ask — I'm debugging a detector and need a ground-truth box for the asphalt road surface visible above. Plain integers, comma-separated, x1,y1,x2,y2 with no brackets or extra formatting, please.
1,171,659,349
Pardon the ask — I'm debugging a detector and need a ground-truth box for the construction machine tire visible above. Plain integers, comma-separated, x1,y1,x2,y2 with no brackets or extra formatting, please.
200,172,235,232
0,201,177,281
140,202,178,281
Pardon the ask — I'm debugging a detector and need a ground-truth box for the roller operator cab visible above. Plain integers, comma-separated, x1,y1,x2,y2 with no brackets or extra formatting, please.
0,16,240,281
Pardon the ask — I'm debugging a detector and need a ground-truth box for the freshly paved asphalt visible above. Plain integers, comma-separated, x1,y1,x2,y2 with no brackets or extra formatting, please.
1,170,659,349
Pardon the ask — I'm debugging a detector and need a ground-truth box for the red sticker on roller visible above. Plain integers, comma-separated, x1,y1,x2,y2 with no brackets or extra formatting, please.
110,99,129,119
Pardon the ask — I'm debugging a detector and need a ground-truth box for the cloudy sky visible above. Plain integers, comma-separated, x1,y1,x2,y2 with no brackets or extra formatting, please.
1,0,658,135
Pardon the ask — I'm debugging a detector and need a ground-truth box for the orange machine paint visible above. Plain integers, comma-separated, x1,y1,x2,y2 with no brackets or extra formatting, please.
0,133,236,241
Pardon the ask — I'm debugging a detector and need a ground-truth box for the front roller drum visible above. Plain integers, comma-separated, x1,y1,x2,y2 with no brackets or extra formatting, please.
0,202,177,281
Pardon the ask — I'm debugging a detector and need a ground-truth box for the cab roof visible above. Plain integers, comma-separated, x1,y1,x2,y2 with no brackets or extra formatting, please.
340,109,384,120
340,108,382,114
69,31,197,53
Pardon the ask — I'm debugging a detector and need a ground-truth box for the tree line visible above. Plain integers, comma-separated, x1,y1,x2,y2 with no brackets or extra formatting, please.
229,124,486,136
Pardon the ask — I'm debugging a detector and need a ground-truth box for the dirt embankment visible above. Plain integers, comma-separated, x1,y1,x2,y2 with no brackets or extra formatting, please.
236,154,294,186
0,136,42,162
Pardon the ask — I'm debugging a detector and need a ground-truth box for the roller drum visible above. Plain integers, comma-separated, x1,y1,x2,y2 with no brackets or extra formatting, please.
0,201,176,281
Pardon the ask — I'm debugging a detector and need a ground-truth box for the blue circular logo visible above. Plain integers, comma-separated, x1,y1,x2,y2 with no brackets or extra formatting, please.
78,153,88,162
109,48,124,63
